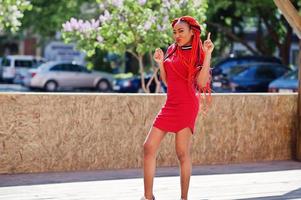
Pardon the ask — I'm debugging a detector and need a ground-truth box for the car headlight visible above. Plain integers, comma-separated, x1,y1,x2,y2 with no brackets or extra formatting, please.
122,80,131,87
229,82,238,91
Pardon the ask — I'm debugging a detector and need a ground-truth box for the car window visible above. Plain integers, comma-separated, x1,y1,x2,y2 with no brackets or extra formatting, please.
1,58,11,67
236,67,256,78
219,59,257,74
32,59,45,68
255,66,277,79
282,70,298,80
15,60,34,68
228,66,248,77
67,64,82,72
219,61,238,73
32,62,44,69
216,57,282,73
50,64,68,71
274,66,289,77
77,65,90,73
63,64,76,72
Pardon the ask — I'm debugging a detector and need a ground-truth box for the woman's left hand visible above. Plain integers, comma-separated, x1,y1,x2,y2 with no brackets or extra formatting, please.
203,32,214,55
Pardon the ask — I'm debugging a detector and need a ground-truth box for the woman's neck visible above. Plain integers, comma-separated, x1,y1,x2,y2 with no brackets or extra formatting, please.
181,45,192,50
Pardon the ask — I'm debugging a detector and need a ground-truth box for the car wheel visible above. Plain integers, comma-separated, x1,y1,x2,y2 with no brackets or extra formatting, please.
44,81,58,92
96,79,111,92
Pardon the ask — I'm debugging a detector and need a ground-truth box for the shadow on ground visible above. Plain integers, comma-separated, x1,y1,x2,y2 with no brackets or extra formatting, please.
0,160,300,187
237,187,301,200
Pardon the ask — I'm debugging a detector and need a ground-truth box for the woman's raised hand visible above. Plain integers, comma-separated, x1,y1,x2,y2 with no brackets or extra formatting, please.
153,48,164,64
203,32,214,55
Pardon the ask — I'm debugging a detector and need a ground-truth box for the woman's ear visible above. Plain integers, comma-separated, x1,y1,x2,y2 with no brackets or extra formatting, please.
191,32,194,38
190,29,194,37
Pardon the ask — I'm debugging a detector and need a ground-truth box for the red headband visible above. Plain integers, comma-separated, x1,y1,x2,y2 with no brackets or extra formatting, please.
171,16,201,32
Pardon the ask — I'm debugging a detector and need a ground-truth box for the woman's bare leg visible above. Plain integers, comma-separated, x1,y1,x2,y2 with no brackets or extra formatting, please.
175,128,193,200
143,126,167,199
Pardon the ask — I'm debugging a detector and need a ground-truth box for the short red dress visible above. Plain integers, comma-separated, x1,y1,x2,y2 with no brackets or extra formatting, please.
153,44,202,134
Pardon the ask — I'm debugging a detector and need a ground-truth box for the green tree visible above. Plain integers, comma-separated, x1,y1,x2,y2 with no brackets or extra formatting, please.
19,0,102,69
206,0,301,65
0,0,32,32
21,0,96,37
62,0,208,92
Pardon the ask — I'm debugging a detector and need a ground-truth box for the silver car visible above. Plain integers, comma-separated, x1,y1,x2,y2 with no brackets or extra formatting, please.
23,61,114,92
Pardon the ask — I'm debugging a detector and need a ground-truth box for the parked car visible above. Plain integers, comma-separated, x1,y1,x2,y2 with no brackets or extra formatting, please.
113,75,141,93
212,65,250,92
225,62,291,92
0,55,46,83
212,56,282,77
113,73,166,93
23,61,114,92
268,69,298,93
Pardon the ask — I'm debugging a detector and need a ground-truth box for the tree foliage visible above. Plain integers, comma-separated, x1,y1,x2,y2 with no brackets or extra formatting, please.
0,0,32,32
62,0,208,92
206,0,301,64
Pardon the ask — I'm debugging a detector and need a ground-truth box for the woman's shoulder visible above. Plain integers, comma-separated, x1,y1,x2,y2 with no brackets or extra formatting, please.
166,43,177,54
164,43,177,60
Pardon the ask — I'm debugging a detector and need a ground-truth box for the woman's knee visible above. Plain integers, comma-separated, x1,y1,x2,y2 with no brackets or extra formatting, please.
143,142,157,157
176,149,190,162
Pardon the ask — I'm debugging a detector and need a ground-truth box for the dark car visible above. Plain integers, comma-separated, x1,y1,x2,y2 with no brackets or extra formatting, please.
268,69,298,93
212,56,282,77
113,75,141,93
113,73,166,93
212,65,250,92
226,62,291,92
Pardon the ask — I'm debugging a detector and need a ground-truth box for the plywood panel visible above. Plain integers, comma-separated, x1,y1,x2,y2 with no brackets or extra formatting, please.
0,93,297,174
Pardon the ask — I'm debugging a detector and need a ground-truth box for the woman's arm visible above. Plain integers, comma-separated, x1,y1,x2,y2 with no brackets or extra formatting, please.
158,62,167,87
196,53,212,88
197,32,214,88
153,48,167,86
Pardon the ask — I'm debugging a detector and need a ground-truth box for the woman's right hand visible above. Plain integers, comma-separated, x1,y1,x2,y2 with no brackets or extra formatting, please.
153,48,164,64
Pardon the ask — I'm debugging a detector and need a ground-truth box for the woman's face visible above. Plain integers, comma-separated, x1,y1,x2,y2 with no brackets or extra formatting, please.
173,21,194,47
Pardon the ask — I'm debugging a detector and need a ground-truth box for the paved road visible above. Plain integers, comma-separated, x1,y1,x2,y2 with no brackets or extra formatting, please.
0,160,301,200
0,83,29,92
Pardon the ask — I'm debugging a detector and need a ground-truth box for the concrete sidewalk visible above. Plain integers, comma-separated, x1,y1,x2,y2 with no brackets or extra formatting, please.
0,160,301,200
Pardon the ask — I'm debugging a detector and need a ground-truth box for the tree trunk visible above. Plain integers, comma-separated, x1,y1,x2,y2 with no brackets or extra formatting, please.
279,19,293,65
138,55,148,93
297,39,301,160
148,51,162,93
126,50,149,93
273,0,301,161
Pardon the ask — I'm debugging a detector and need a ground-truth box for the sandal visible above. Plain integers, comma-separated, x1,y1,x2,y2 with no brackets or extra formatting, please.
140,195,155,200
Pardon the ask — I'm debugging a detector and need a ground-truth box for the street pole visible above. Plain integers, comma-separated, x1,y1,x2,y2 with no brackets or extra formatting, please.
273,0,301,160
296,39,301,161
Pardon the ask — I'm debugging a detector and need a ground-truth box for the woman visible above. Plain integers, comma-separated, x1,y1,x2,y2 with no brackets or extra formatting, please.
141,16,214,200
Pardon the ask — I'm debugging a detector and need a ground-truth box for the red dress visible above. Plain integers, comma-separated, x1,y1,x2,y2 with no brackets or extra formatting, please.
153,44,200,134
